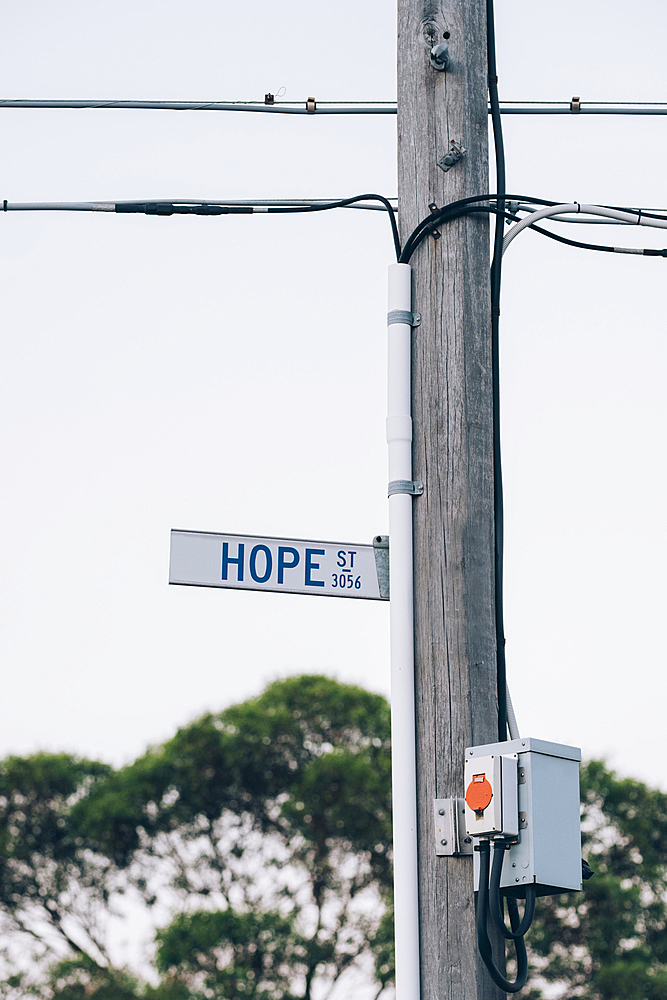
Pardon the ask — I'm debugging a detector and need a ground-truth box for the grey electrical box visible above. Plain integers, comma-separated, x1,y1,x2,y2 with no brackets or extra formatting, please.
468,737,582,898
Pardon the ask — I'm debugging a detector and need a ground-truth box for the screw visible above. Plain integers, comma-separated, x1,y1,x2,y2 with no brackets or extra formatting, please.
443,31,450,38
512,863,516,868
515,877,520,882
439,808,445,816
464,837,472,844
441,839,448,846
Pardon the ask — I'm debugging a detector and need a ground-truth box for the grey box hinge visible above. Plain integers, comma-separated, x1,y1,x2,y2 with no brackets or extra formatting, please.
434,798,473,856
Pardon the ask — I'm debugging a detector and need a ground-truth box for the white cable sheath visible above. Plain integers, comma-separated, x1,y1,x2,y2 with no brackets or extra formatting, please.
506,682,520,741
387,263,420,1000
503,202,667,254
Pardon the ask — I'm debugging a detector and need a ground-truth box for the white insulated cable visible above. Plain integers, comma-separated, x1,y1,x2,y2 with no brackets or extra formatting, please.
506,683,520,741
503,202,667,254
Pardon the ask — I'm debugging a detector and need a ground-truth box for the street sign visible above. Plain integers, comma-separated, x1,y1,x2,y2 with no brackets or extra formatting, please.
169,529,389,600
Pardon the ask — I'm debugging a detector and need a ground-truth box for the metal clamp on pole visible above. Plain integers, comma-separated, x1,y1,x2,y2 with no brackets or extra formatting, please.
388,480,424,497
387,310,421,327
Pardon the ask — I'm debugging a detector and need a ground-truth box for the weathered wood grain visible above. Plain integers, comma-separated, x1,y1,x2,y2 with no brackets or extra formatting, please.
397,1,505,996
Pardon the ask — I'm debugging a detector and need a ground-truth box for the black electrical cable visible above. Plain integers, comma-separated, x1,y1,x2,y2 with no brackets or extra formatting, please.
476,841,529,993
115,203,254,215
527,221,667,257
117,193,402,261
398,192,555,264
487,0,508,743
399,197,667,263
399,193,667,263
489,841,536,939
265,194,402,260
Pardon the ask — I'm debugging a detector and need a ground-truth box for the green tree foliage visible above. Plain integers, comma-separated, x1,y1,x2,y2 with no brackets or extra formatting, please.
110,674,394,999
2,679,667,1000
0,676,392,999
0,753,117,979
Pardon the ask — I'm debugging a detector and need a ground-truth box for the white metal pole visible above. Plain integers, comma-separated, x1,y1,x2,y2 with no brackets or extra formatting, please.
386,262,420,1000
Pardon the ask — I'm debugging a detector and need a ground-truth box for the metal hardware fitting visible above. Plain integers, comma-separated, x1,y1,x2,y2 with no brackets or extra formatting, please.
306,97,316,113
429,42,450,71
570,96,581,113
387,310,421,327
518,766,526,785
519,811,528,830
438,139,467,173
388,480,424,497
434,798,473,856
373,535,390,601
264,93,275,105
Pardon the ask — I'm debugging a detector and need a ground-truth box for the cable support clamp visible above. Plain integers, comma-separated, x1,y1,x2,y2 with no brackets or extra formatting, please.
306,97,316,113
388,479,424,497
387,309,421,327
570,96,581,113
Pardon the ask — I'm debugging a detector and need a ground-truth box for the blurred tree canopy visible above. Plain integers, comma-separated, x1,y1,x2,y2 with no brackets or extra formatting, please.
0,676,393,999
0,676,666,999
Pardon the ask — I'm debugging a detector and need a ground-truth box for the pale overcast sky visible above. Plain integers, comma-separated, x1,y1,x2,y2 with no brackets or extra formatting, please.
1,0,666,792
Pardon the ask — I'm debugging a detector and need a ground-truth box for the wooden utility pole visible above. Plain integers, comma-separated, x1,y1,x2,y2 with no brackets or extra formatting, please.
397,1,505,997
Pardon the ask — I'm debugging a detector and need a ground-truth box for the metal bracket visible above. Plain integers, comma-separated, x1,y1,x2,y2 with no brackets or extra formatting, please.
373,535,389,600
429,42,450,72
388,479,424,497
438,139,467,173
434,798,473,856
518,766,526,785
519,811,528,830
387,310,421,328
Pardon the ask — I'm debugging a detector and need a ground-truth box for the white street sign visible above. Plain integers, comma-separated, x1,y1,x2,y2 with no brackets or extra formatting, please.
169,530,389,600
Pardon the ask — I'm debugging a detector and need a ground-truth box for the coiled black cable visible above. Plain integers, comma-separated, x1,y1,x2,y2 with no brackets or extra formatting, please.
476,841,529,993
490,841,536,939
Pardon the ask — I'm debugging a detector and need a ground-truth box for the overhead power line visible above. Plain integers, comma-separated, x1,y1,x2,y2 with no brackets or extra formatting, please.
6,195,667,264
2,98,667,115
1,198,396,213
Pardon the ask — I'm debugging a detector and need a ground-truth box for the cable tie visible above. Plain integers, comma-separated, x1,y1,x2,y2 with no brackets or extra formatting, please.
636,208,642,225
2,200,6,212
